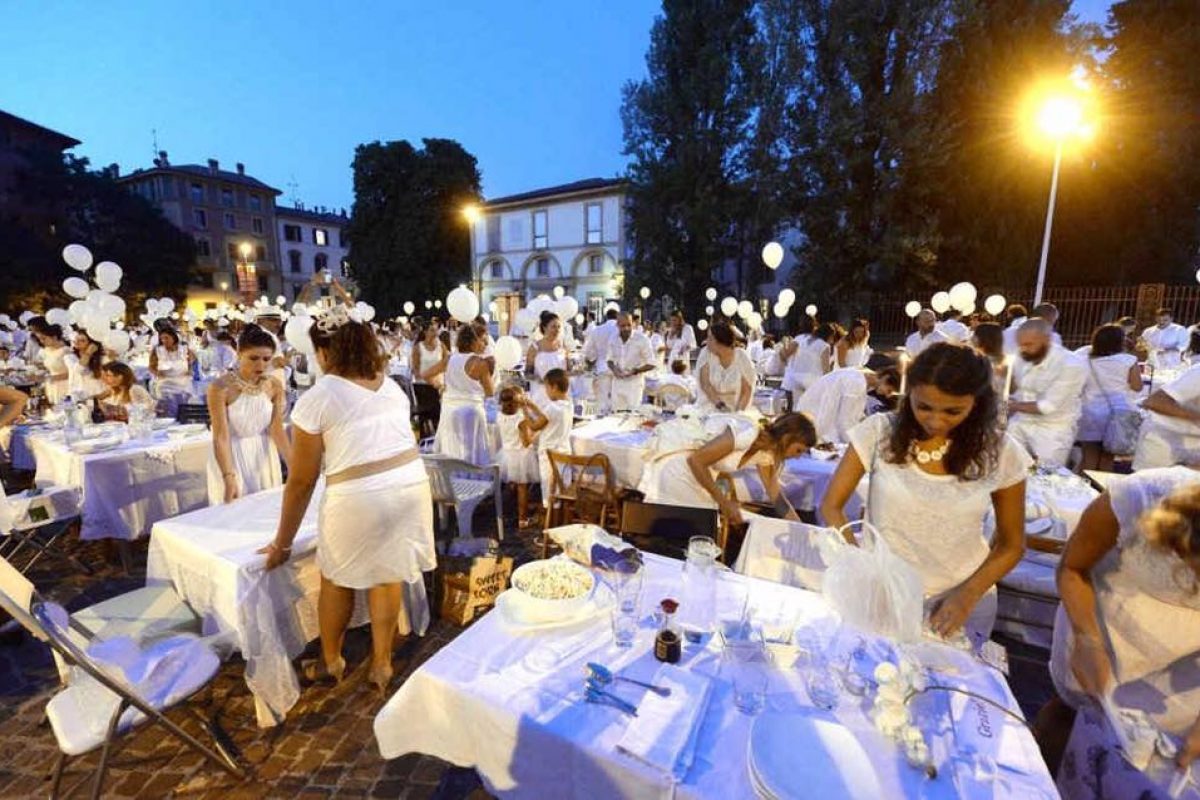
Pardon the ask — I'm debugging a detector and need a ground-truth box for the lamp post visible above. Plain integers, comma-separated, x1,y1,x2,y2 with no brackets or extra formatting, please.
1027,82,1095,306
462,203,481,300
236,241,256,304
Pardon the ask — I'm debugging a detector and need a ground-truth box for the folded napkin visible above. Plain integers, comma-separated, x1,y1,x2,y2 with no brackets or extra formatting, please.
616,665,712,780
1025,498,1053,521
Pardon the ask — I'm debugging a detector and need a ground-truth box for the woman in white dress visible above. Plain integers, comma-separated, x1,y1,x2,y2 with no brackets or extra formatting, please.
821,342,1030,641
64,331,107,401
412,321,448,391
696,321,758,414
262,306,436,692
434,324,495,466
1050,467,1200,770
97,362,155,421
206,325,291,505
527,311,568,409
149,326,194,416
1078,324,1142,472
32,321,70,405
835,318,873,369
780,321,840,408
640,413,816,527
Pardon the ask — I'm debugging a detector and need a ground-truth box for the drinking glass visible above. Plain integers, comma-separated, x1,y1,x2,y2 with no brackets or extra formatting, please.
615,568,643,615
611,608,638,648
723,643,772,715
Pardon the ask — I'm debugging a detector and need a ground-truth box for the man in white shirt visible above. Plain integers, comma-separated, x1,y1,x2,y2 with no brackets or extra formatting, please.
1132,363,1200,470
665,310,698,370
936,310,970,343
905,309,948,357
1142,307,1189,369
1007,318,1088,466
1031,302,1064,348
583,308,621,411
606,314,656,411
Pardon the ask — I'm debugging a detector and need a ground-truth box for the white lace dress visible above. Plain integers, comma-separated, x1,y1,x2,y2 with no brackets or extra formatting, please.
433,353,492,466
1050,466,1200,735
696,349,758,415
496,412,538,483
206,390,282,505
41,345,70,405
848,413,1032,638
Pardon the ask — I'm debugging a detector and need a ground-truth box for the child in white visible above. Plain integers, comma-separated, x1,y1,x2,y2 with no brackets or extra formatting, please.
496,386,541,528
529,368,574,509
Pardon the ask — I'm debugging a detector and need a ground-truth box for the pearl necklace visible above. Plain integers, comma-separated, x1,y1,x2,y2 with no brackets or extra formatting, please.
909,439,950,465
230,371,267,396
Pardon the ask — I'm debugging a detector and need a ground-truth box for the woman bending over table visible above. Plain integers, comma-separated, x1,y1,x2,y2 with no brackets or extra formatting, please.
97,362,155,421
821,342,1029,641
640,413,816,527
262,305,436,693
207,324,291,505
1050,468,1200,767
696,321,758,415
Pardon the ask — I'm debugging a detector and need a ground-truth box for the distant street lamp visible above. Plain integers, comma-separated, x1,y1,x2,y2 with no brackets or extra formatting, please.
462,203,482,298
219,280,229,303
236,241,257,303
1024,78,1096,306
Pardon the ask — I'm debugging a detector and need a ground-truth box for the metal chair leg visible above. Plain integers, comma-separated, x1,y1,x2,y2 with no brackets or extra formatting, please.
49,752,67,799
91,699,129,800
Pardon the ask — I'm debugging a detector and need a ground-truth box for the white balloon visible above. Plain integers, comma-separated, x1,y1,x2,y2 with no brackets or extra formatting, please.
99,293,125,320
527,295,552,317
86,323,108,342
94,261,122,289
434,300,442,309
493,335,522,370
555,296,579,321
984,294,1007,316
553,285,565,299
639,287,650,299
761,241,784,270
805,304,818,317
284,315,315,354
62,244,93,272
0,314,8,325
930,291,951,314
403,301,416,315
574,313,584,325
354,301,377,323
276,295,287,306
19,311,35,325
705,288,718,301
62,277,89,299
424,300,433,309
737,300,754,319
446,286,479,323
45,307,71,327
67,300,87,323
904,301,922,318
748,312,763,330
697,319,709,331
104,329,130,356
705,305,714,316
773,302,788,319
514,308,538,334
720,297,738,317
948,282,977,312
778,288,796,307
159,297,175,314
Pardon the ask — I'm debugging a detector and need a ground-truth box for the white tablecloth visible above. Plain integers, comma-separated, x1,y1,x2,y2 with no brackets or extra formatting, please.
570,417,655,490
4,423,39,471
27,428,211,540
780,452,863,524
146,484,430,727
374,553,1055,799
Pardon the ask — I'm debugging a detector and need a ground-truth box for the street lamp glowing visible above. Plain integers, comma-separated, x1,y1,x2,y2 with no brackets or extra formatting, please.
238,242,253,260
462,204,481,224
1036,95,1086,140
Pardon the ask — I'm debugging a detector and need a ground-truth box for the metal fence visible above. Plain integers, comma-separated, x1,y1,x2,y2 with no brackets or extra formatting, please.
846,284,1198,349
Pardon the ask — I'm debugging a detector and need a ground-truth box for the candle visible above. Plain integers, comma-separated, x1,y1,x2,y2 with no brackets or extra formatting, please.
1003,355,1014,401
898,353,909,396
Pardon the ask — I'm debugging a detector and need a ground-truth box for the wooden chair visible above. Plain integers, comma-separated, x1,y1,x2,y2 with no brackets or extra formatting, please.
542,451,620,555
655,383,692,411
715,469,775,561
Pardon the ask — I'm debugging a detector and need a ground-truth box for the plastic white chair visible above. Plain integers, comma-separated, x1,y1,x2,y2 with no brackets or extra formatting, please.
0,483,89,575
422,454,503,541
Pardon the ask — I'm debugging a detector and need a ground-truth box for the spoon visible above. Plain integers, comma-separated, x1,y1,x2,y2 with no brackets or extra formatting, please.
587,662,672,697
584,678,639,716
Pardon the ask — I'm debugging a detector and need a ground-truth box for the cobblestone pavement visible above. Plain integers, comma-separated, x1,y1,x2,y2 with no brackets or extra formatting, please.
0,477,1056,798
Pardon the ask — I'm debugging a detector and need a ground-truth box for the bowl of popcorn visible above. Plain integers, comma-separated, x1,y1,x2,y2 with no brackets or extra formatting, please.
508,558,596,623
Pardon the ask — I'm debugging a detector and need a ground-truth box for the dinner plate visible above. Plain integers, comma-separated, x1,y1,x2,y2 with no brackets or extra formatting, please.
152,417,177,430
748,712,882,799
1025,517,1055,536
166,423,208,438
70,437,124,454
494,584,613,631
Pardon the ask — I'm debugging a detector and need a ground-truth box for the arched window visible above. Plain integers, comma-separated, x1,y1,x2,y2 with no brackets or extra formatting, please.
489,260,504,279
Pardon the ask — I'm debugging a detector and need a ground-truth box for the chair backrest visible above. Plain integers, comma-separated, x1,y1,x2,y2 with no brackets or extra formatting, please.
546,450,614,499
0,553,35,618
176,403,211,426
422,454,499,503
656,384,692,411
619,499,719,542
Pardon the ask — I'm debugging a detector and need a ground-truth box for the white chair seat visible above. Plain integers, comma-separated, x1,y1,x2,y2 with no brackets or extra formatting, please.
450,477,492,502
2,485,80,533
70,585,201,644
47,634,219,756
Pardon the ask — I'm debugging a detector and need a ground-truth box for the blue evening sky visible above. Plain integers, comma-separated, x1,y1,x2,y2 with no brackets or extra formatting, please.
1,1,1111,210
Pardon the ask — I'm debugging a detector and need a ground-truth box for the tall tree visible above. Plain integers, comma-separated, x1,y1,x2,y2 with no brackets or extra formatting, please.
345,138,481,316
0,152,196,312
785,0,955,297
621,0,761,318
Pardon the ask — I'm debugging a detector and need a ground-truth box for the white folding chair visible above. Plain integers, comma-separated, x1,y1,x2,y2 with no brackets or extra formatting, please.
0,483,90,575
422,454,504,541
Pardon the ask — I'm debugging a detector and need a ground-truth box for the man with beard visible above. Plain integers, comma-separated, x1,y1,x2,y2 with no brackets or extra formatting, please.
1006,318,1087,466
606,313,655,411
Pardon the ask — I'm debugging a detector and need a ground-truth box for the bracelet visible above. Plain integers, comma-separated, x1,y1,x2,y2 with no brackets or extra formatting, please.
223,471,236,478
270,542,292,553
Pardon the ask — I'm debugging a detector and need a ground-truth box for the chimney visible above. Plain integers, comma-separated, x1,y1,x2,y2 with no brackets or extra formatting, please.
107,163,119,178
207,158,219,174
236,162,245,175
158,150,169,166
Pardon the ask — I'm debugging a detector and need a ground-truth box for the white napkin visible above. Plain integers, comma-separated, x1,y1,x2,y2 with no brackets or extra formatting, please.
616,664,712,780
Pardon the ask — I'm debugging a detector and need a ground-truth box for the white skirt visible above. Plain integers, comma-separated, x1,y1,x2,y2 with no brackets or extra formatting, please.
318,473,437,589
434,399,493,466
205,433,282,505
499,446,538,484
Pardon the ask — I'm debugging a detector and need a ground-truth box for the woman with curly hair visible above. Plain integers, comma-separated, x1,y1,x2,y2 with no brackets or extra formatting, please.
821,342,1030,640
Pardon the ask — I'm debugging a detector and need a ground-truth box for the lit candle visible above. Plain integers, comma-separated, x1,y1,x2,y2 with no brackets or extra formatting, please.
898,353,909,396
1003,355,1014,401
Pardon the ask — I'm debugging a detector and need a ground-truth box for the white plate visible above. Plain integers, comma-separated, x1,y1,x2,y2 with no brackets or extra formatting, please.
166,423,208,438
1025,517,1055,536
152,417,176,430
70,437,123,454
494,585,612,631
749,712,882,799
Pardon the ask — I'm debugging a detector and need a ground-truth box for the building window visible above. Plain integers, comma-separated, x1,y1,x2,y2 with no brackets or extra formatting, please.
220,188,234,207
256,244,267,261
535,257,549,278
249,194,262,211
226,242,238,261
315,253,328,272
252,217,264,234
313,228,328,246
193,209,207,229
288,250,302,273
489,261,504,279
283,224,302,242
190,183,204,204
224,212,237,230
532,211,548,250
486,215,501,253
588,254,603,274
586,203,603,244
194,236,211,257
339,229,347,248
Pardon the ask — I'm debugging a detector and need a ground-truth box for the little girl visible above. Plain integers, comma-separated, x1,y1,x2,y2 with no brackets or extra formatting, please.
496,386,543,528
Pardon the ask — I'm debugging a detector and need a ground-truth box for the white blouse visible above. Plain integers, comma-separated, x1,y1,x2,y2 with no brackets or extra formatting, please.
698,348,757,412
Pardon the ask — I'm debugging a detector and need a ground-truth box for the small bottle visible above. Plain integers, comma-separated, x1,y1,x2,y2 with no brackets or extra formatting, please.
654,598,682,664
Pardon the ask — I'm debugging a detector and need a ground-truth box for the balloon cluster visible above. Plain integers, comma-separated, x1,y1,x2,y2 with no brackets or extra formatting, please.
510,290,580,336
912,283,1006,319
47,244,132,355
